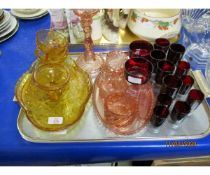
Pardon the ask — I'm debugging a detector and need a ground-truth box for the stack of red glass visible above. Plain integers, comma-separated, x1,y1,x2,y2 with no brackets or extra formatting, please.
128,38,205,132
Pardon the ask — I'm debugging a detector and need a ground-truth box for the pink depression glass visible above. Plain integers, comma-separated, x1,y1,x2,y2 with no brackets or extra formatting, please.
73,9,104,77
93,51,155,135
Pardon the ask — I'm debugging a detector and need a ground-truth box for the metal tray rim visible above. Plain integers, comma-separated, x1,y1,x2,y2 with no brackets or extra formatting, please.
17,98,210,143
16,50,210,143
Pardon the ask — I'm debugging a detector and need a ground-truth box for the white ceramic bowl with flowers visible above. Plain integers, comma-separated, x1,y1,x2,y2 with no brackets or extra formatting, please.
128,9,181,41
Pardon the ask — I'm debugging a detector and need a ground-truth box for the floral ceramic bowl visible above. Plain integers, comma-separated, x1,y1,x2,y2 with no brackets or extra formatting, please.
128,9,181,41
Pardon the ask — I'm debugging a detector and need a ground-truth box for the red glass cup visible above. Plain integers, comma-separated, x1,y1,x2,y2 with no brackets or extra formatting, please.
166,43,185,64
130,57,153,72
154,38,170,53
160,74,182,99
150,49,166,73
150,105,169,127
129,40,153,59
178,75,194,95
155,60,175,85
170,101,191,123
186,89,204,111
174,60,190,78
156,93,173,109
124,58,153,85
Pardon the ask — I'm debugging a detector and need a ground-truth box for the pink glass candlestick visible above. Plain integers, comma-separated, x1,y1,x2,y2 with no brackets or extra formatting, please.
73,9,104,77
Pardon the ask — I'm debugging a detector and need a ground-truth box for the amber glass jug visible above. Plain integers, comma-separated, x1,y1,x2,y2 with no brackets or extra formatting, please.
15,30,92,131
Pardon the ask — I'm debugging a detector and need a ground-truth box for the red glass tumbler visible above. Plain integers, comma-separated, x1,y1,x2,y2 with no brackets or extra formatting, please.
156,93,173,109
150,105,169,127
170,101,191,123
166,43,185,64
174,60,190,78
160,74,182,99
129,40,153,59
155,60,175,85
154,38,170,53
186,89,204,111
178,75,194,95
150,49,166,73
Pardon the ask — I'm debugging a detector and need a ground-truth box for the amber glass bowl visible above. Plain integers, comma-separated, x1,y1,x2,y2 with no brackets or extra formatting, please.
16,60,92,131
35,29,68,64
15,29,92,132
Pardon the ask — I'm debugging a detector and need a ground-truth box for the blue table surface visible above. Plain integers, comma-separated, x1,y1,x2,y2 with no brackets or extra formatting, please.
0,14,210,165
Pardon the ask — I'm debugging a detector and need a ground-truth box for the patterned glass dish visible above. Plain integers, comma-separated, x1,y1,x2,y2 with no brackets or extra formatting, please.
93,51,155,135
15,30,92,131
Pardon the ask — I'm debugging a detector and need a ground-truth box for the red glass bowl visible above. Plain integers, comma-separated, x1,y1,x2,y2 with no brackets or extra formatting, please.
124,58,153,85
129,40,153,59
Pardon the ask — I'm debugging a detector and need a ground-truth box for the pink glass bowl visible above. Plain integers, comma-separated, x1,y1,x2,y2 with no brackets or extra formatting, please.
93,51,155,135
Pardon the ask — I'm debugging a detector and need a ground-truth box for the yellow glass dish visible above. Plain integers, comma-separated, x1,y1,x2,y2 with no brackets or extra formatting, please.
15,29,91,131
16,58,92,131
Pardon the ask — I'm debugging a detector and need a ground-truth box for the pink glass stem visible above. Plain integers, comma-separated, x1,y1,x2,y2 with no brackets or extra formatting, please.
74,10,98,61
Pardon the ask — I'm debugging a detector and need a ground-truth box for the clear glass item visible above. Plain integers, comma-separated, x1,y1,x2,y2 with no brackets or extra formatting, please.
73,9,104,77
15,30,92,131
182,9,210,70
93,51,155,135
48,9,69,40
